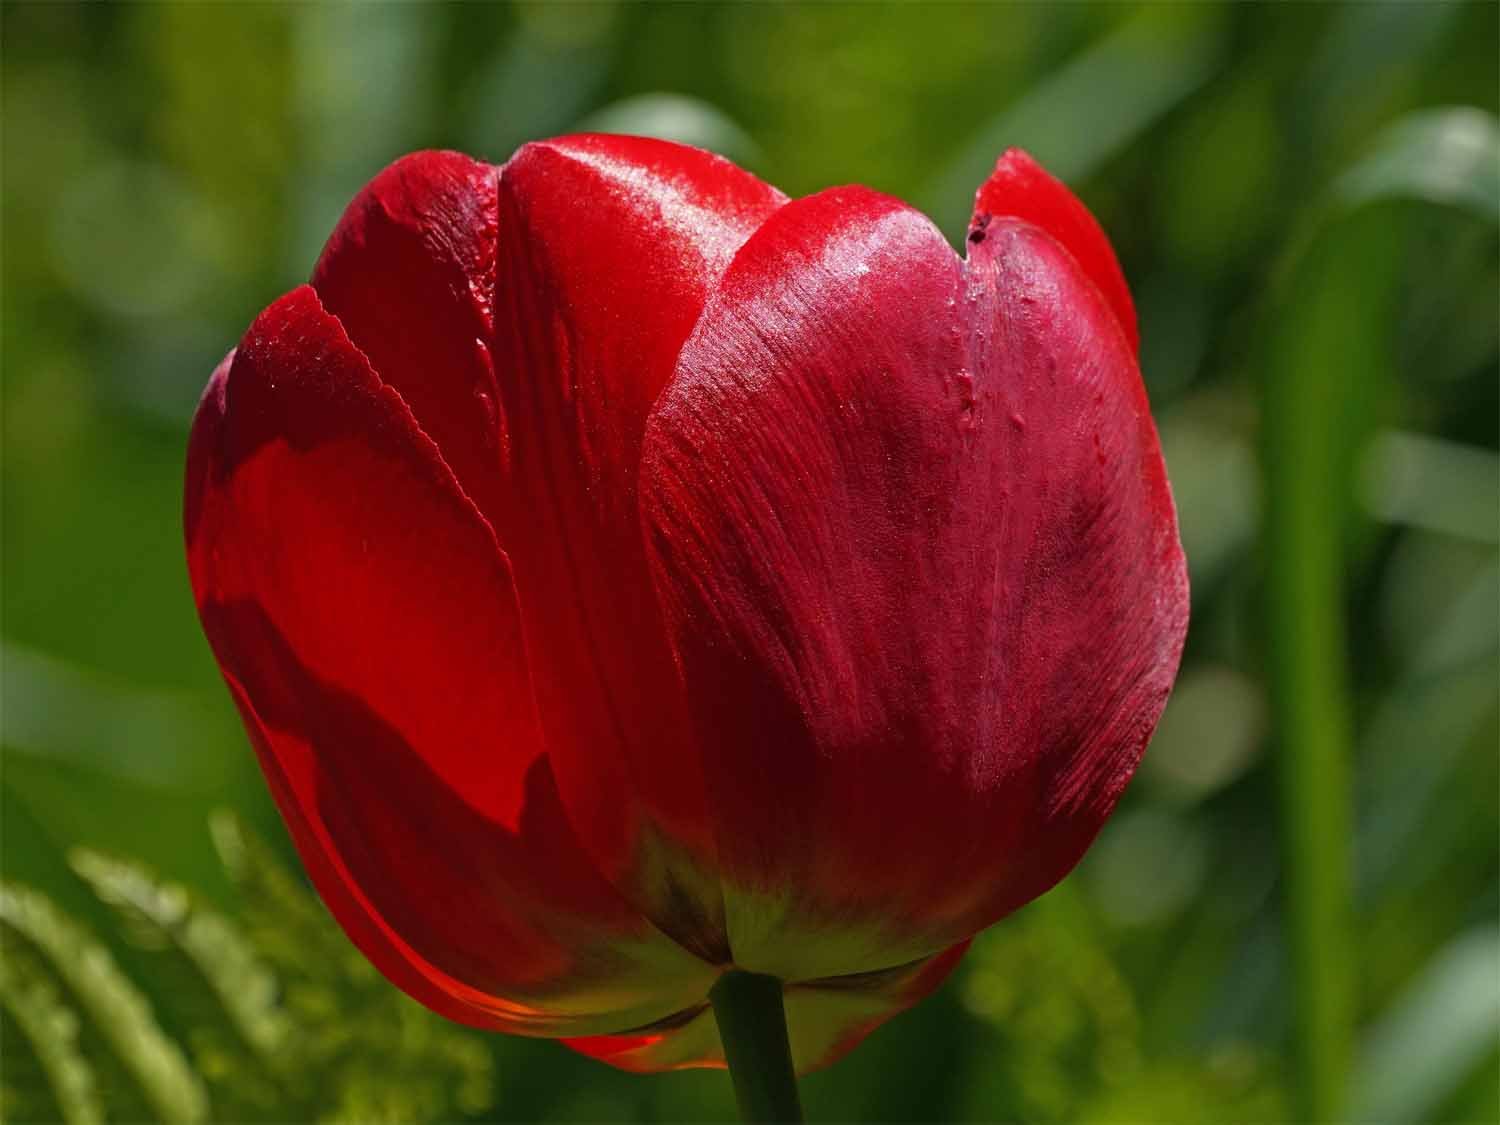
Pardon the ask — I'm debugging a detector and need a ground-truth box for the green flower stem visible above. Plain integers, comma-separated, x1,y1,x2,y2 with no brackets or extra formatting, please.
709,970,804,1124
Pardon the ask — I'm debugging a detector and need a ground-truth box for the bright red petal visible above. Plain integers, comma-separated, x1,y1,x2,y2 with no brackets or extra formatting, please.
563,942,969,1074
489,135,786,957
185,288,714,1035
972,148,1139,354
310,150,509,526
641,187,1187,980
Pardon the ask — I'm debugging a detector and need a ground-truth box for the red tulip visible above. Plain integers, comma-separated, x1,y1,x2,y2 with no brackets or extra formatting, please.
184,136,1187,1079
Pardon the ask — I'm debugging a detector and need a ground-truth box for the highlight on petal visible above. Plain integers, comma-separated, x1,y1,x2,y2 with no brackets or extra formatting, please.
184,286,715,1036
486,134,786,958
641,183,1187,982
971,148,1139,353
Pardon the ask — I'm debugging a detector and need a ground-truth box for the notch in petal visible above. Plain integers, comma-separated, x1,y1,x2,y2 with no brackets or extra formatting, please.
971,148,1139,353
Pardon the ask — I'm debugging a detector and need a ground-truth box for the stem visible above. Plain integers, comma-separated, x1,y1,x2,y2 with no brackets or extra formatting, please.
709,970,804,1123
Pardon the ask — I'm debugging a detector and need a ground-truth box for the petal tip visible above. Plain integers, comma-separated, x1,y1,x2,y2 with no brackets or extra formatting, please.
971,148,1139,354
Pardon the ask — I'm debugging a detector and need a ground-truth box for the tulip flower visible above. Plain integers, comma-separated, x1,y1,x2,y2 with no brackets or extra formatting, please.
184,135,1187,1120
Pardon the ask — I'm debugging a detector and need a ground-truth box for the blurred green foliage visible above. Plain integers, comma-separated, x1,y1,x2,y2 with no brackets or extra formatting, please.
3,2,1497,1122
3,814,490,1124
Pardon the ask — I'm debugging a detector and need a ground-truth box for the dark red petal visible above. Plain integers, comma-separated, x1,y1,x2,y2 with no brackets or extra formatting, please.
490,135,786,956
185,288,714,1035
310,150,509,526
972,148,1139,353
641,188,1187,980
563,942,969,1074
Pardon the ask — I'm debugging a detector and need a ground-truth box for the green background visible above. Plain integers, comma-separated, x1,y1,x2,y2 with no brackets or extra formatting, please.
3,2,1497,1122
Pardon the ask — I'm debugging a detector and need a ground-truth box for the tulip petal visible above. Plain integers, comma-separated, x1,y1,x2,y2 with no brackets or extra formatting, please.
972,148,1139,353
641,187,1187,980
563,941,969,1074
185,288,715,1036
310,150,510,527
489,135,786,957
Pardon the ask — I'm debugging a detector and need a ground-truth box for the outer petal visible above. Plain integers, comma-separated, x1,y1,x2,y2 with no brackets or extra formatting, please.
185,288,715,1036
488,135,786,958
971,148,1139,353
310,150,510,526
563,942,969,1074
640,187,1188,980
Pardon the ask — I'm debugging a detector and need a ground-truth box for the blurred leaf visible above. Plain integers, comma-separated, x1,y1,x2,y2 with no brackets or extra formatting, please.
925,6,1226,235
1306,3,1464,165
1261,176,1403,1125
1262,104,1500,1123
1357,656,1499,907
1337,106,1500,220
0,954,105,1125
1351,926,1500,1124
1360,430,1500,544
0,881,208,1123
0,816,495,1124
208,810,349,978
69,849,289,1118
